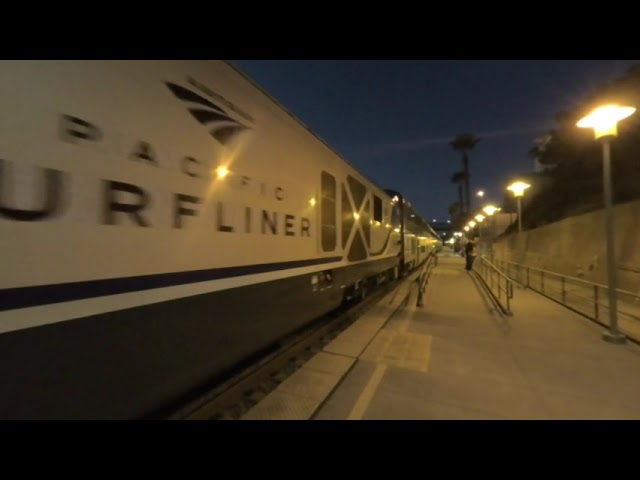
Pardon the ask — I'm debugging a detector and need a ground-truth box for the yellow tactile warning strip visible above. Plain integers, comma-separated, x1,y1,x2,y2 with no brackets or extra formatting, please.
241,391,320,420
241,352,355,420
240,270,423,420
322,281,416,358
322,320,384,358
359,330,432,373
344,293,433,419
394,298,416,333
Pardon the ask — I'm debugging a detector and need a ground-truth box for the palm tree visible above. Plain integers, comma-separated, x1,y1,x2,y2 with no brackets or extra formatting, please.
528,134,552,172
448,200,464,229
450,171,466,209
450,133,481,214
528,146,543,172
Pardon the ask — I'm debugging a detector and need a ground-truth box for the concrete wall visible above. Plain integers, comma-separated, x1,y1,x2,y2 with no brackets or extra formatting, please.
491,198,640,293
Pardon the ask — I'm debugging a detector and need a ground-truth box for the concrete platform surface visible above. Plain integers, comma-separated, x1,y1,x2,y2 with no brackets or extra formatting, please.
242,254,640,420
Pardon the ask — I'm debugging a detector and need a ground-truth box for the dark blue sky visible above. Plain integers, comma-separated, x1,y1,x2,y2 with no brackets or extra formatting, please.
232,60,639,222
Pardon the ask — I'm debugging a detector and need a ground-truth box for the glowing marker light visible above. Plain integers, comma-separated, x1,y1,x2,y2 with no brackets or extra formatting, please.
216,166,229,179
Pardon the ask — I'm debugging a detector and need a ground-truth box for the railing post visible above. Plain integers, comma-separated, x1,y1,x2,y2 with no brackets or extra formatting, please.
491,266,494,290
416,262,427,307
506,285,510,312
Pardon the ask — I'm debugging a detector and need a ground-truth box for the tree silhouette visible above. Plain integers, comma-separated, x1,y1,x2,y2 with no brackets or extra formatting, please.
450,133,481,215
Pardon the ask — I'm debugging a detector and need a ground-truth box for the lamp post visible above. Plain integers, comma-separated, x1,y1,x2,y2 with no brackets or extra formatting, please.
474,213,487,256
482,205,501,237
474,214,485,237
577,104,636,344
482,205,501,258
507,181,531,233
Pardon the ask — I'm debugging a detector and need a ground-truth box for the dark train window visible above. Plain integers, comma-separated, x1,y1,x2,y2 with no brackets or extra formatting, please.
373,195,382,222
347,175,367,211
342,184,354,249
321,171,336,251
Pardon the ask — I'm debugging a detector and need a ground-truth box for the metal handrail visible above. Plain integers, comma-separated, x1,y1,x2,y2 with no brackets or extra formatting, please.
495,258,640,334
416,252,438,307
475,256,514,315
496,259,640,298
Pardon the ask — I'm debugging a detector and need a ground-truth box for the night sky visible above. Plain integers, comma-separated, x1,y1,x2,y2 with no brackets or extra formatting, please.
231,60,639,223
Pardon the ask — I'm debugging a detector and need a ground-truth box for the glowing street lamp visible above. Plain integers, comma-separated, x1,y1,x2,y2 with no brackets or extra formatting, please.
577,105,635,139
481,205,501,246
482,205,501,216
577,104,636,344
507,181,531,233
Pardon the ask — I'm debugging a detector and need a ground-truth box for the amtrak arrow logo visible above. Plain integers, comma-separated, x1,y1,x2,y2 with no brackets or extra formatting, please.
165,82,250,145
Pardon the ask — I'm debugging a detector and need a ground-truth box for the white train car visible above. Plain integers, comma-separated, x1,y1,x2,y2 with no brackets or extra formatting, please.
0,60,424,419
385,190,440,273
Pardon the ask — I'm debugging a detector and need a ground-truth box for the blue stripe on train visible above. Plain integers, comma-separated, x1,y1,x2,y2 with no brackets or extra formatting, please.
0,256,342,312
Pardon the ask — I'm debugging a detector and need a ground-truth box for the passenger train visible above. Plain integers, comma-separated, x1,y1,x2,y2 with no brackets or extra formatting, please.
0,60,440,419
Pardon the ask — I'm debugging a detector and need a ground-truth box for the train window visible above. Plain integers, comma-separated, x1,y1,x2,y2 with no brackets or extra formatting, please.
341,184,354,249
347,175,367,211
373,196,382,222
321,171,336,251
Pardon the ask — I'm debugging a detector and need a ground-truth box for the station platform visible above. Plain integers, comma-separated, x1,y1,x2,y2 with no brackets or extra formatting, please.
240,253,640,420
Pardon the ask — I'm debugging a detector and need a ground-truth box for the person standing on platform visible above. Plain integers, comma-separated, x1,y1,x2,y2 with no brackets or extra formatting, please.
464,239,477,271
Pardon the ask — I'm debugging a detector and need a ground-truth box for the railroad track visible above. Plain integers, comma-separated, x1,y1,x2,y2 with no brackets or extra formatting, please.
165,273,418,420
